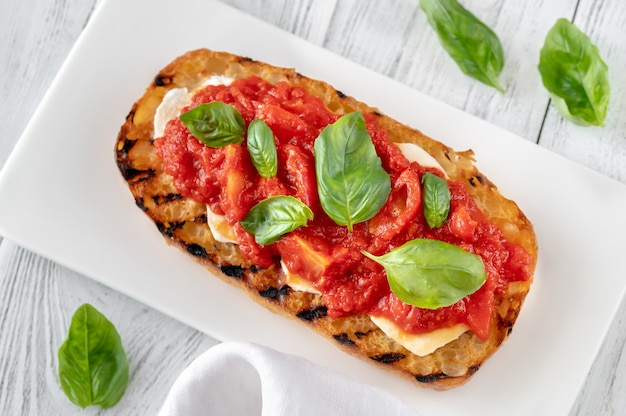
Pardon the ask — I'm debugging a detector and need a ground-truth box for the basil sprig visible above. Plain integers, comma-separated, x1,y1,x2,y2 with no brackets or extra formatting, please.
362,239,487,309
422,172,451,228
179,102,245,147
538,18,610,127
314,112,391,232
419,0,505,93
240,195,314,245
247,118,278,178
58,304,129,409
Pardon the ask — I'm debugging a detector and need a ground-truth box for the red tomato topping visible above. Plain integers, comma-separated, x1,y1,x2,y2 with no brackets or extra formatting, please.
154,76,532,340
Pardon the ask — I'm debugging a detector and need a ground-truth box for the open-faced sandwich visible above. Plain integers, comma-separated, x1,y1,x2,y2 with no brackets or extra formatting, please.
115,49,537,390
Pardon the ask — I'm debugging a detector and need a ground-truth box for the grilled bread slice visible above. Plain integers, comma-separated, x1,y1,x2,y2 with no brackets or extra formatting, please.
115,49,537,390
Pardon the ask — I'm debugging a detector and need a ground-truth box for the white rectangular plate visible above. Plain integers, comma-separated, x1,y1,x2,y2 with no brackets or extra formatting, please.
1,0,625,414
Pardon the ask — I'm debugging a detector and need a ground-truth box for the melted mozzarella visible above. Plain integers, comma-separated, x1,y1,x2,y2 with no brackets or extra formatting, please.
156,79,461,355
206,206,237,244
370,316,469,357
154,87,191,138
396,142,447,178
280,261,321,294
202,75,234,87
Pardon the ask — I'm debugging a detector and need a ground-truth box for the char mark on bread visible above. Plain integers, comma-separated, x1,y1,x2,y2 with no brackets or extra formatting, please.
154,74,173,87
186,243,208,258
259,286,290,300
297,306,329,321
370,352,406,364
118,166,155,183
333,333,356,346
219,264,246,279
156,221,183,237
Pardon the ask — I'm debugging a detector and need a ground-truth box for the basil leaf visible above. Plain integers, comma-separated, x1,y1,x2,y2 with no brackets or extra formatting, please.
538,18,610,127
179,102,245,147
240,195,314,245
362,239,486,309
314,112,391,232
422,172,451,228
247,118,278,178
419,0,505,92
58,304,129,409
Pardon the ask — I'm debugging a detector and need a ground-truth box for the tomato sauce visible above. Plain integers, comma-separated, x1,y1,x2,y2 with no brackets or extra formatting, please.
154,76,532,341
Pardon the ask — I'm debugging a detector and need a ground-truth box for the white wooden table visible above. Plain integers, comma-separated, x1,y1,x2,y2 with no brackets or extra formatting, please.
1,0,625,414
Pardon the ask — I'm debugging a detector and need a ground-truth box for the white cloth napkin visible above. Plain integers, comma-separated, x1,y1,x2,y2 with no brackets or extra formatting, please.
158,341,418,416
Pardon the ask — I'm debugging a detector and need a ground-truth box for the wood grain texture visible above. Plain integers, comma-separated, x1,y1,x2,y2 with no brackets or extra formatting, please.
0,0,97,170
0,240,218,415
0,0,625,414
539,0,626,183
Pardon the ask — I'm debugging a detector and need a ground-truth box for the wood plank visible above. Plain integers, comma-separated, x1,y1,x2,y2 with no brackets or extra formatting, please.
0,0,98,169
0,240,216,414
538,0,626,184
339,0,579,142
571,296,626,415
226,0,337,45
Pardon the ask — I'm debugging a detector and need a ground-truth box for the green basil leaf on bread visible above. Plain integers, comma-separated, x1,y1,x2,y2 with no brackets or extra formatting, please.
363,239,487,309
179,102,245,146
314,112,391,232
240,195,314,245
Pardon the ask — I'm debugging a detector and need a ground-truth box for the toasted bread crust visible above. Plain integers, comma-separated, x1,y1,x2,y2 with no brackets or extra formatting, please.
115,49,537,390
